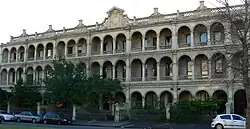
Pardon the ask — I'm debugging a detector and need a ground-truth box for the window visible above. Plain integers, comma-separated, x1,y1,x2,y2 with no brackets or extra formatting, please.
215,60,223,73
165,63,172,76
47,50,52,57
144,39,148,48
201,60,208,76
68,47,73,54
200,32,207,43
232,115,244,121
188,61,192,77
186,34,191,44
220,115,231,120
165,36,172,46
153,37,157,47
213,32,222,41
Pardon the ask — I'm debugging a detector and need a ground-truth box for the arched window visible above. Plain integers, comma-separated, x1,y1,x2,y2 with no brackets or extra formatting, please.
200,32,207,43
186,34,191,44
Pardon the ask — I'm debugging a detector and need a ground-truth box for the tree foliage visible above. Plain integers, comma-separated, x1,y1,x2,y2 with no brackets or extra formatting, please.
10,78,42,108
0,89,11,108
44,59,122,109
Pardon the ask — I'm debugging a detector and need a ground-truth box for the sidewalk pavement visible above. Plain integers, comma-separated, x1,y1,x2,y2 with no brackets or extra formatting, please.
74,120,132,128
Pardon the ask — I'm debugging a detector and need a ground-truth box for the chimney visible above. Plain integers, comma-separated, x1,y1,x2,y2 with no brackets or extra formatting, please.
200,1,205,8
154,7,158,15
177,10,180,17
96,22,99,29
79,19,83,25
23,29,26,35
49,25,52,30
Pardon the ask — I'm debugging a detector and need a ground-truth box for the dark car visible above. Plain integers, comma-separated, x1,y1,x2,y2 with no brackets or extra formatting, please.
43,112,72,125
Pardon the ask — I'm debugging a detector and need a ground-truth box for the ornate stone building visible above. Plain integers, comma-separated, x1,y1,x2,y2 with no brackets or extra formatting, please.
0,1,247,115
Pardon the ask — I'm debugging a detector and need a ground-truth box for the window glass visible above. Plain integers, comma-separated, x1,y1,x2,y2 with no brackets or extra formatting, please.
186,34,191,44
200,32,207,43
233,115,243,120
220,115,231,120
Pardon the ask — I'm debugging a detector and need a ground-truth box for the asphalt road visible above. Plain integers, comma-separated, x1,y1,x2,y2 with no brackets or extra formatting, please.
0,122,139,129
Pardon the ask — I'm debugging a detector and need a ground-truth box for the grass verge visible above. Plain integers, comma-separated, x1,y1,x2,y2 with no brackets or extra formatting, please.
0,125,55,129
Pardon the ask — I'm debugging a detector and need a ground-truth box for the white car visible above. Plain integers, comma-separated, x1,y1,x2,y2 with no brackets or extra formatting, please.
211,114,246,129
0,110,15,121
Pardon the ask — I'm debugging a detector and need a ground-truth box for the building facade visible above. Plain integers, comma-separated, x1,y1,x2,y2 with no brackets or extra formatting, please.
0,1,247,116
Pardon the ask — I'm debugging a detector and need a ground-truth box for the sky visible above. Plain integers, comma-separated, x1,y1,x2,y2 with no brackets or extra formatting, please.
0,0,242,43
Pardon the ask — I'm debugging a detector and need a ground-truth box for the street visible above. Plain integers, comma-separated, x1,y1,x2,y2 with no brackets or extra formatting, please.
0,122,138,129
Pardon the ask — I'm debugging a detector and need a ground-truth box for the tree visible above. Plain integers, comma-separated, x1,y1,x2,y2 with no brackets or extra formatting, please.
0,88,11,109
44,59,88,108
214,0,250,128
10,78,42,110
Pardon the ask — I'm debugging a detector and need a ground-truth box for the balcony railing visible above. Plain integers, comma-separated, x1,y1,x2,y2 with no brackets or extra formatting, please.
28,57,34,61
211,40,224,45
46,56,53,59
103,50,113,54
115,49,125,53
179,75,192,80
67,53,75,57
160,76,172,80
212,73,225,78
116,77,126,82
78,52,87,56
131,77,142,81
2,60,8,63
91,51,100,55
194,75,209,79
10,59,16,63
160,45,171,49
196,42,207,46
36,56,43,60
18,58,24,62
131,47,142,52
179,43,191,48
145,46,156,51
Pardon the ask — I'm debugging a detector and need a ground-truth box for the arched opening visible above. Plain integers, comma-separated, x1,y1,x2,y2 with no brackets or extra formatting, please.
210,22,224,45
91,62,100,76
102,92,113,111
131,32,142,52
36,44,44,60
103,61,113,79
131,59,142,81
16,68,23,82
115,34,126,53
160,56,173,80
193,24,208,46
195,90,209,100
179,91,192,100
178,55,192,80
159,28,172,49
18,46,25,62
46,43,53,59
115,60,126,81
234,90,247,117
2,48,9,63
35,66,43,85
57,41,66,58
77,38,87,56
131,92,142,108
194,54,209,79
1,69,7,85
145,91,157,109
28,45,35,61
145,58,157,81
44,65,53,79
10,48,17,62
232,52,243,78
67,39,76,57
77,62,86,73
145,30,157,50
26,67,34,85
160,91,173,109
211,53,227,78
213,90,227,114
91,37,101,55
178,26,191,48
103,35,113,54
115,92,126,104
8,68,16,84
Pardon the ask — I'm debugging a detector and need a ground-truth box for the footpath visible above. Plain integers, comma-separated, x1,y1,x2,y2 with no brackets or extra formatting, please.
73,120,211,129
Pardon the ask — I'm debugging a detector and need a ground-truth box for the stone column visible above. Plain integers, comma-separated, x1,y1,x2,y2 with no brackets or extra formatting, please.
100,65,103,77
87,36,91,57
165,104,171,120
53,41,57,58
112,65,115,80
75,44,78,57
126,38,131,53
113,39,116,54
142,63,145,81
43,47,46,60
37,102,41,115
207,26,211,45
192,60,195,80
142,35,145,51
65,44,67,58
72,105,76,121
7,101,10,113
156,35,160,50
172,25,178,49
157,62,160,81
100,40,103,55
142,98,145,108
172,54,178,81
6,71,9,85
34,46,37,61
126,58,131,82
191,31,194,47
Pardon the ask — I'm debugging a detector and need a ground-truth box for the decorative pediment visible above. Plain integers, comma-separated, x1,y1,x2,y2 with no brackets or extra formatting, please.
107,6,124,17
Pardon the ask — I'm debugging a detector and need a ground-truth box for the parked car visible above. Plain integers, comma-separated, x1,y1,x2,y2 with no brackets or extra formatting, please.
14,111,42,123
0,110,15,121
43,112,72,125
211,114,246,129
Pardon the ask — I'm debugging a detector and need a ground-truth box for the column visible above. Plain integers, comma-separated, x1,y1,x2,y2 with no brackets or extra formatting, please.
8,52,11,63
172,25,178,49
192,60,195,80
100,65,103,77
156,35,160,50
142,35,145,51
22,68,27,82
24,44,28,62
100,40,103,55
53,41,56,58
113,39,116,54
65,44,67,58
7,102,10,113
86,63,90,77
75,44,78,57
112,65,115,80
43,47,46,60
6,71,9,85
72,105,76,121
157,62,160,81
142,97,145,108
34,46,37,61
142,63,145,81
227,83,233,114
191,31,194,47
207,27,211,45
172,54,178,81
126,58,131,82
208,60,212,79
126,38,131,53
87,35,91,57
37,102,41,115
